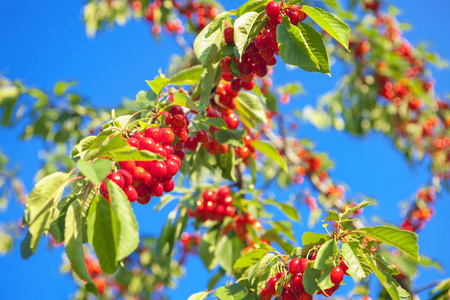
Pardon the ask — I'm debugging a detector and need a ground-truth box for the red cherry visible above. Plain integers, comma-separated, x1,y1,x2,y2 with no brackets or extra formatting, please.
174,149,186,161
340,260,349,275
221,72,234,82
290,274,304,293
266,55,277,66
225,206,235,217
171,114,187,128
145,127,161,142
237,147,250,159
287,9,300,25
217,186,231,201
153,143,168,157
280,286,295,300
107,172,125,188
222,195,233,206
117,169,133,186
150,181,164,197
203,189,218,202
224,27,234,44
224,113,239,129
133,131,144,141
168,154,182,167
160,128,175,144
255,34,271,50
127,138,140,149
123,185,138,202
299,292,313,300
330,266,344,284
166,159,179,176
140,137,156,152
260,49,275,62
137,194,151,205
119,160,136,172
185,136,198,151
265,1,280,19
196,130,210,143
255,63,268,77
289,258,301,275
163,179,175,192
132,167,146,180
242,134,253,147
149,161,168,178
238,61,254,77
260,288,271,300
241,80,255,90
323,283,340,297
170,105,184,115
220,57,232,73
142,172,155,186
296,258,309,274
175,128,188,142
265,276,278,295
162,144,174,155
230,79,242,93
298,10,307,23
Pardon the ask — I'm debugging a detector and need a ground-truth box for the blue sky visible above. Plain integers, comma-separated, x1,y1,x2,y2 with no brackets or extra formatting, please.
0,0,449,299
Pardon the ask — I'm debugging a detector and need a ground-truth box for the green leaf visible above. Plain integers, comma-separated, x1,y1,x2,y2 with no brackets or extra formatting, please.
216,129,246,147
187,292,209,300
236,0,270,18
208,269,226,291
354,225,419,260
172,92,198,112
54,81,76,96
72,136,97,157
201,117,228,129
107,181,139,262
341,242,369,280
302,232,329,246
251,140,288,172
197,63,221,108
313,239,337,270
86,195,117,274
266,199,300,221
301,6,350,50
303,263,322,295
136,90,157,105
323,209,340,221
235,92,268,125
86,134,130,160
193,12,228,67
215,233,243,274
221,147,236,181
317,266,335,293
361,253,411,300
234,12,264,58
234,248,269,269
215,284,248,300
22,172,69,255
340,200,371,218
269,220,295,240
169,65,204,85
111,149,164,162
249,253,277,285
197,229,218,269
146,77,170,96
277,20,330,74
77,159,111,185
65,200,98,296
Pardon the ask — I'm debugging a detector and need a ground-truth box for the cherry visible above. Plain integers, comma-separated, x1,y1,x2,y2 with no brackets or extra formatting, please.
280,286,295,300
120,160,136,172
168,154,182,167
222,72,234,82
222,195,233,206
339,260,349,275
265,1,281,19
162,144,174,155
217,186,231,201
290,274,304,293
163,178,175,192
185,136,199,151
255,34,271,50
298,258,310,274
117,169,133,186
298,10,307,23
171,114,187,128
150,181,164,197
133,131,144,141
160,128,175,144
330,266,344,284
203,189,218,202
107,172,125,188
123,185,138,202
170,105,184,115
127,138,140,149
225,206,235,217
260,288,270,300
220,57,232,73
224,113,239,129
166,159,179,176
174,149,186,161
224,27,234,44
289,258,301,275
145,127,162,142
287,9,300,25
241,80,255,91
243,134,253,147
255,63,269,77
230,78,242,93
150,161,168,178
265,276,278,295
140,137,156,152
239,61,254,77
153,143,168,157
137,194,151,205
142,172,155,186
196,130,210,143
175,128,189,142
237,147,250,159
323,283,340,297
299,292,313,300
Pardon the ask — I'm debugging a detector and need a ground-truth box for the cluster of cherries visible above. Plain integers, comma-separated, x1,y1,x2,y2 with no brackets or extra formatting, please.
100,105,189,204
401,186,436,232
260,257,347,299
188,187,236,221
223,213,261,243
219,2,307,94
139,0,219,36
